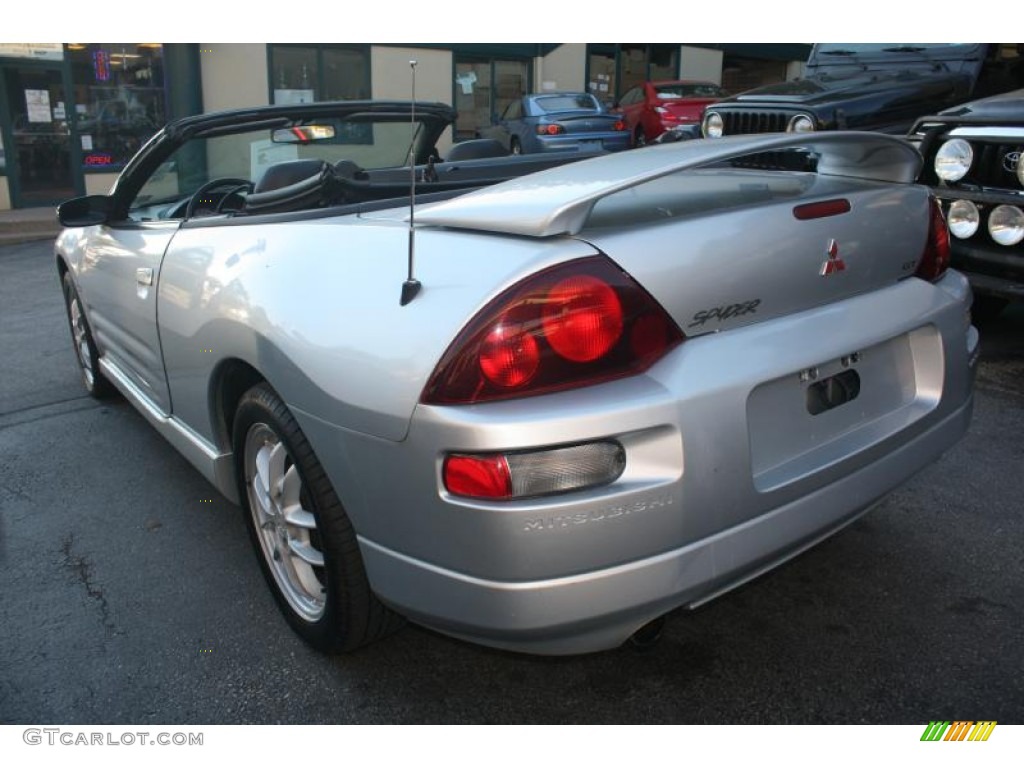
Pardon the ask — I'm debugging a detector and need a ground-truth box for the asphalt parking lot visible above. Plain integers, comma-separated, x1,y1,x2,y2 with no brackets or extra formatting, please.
1,238,1022,724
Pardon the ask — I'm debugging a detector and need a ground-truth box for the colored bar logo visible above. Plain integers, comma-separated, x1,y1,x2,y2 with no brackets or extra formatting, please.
920,721,997,741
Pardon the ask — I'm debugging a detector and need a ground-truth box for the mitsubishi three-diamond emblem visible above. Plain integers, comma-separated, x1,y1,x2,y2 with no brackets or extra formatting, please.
820,239,846,276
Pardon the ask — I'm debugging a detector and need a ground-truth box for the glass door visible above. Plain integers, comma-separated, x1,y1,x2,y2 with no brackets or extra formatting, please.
493,60,528,122
454,59,492,141
454,58,530,142
3,66,75,206
587,49,616,108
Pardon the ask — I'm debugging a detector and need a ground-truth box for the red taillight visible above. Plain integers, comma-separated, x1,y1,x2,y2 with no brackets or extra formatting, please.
536,123,565,136
479,321,540,388
613,120,626,131
916,196,951,282
630,313,671,358
541,275,623,362
422,257,685,405
443,454,512,499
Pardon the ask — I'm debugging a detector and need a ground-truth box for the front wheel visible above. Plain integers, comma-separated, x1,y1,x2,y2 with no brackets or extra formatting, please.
61,272,114,398
634,127,647,148
233,383,402,652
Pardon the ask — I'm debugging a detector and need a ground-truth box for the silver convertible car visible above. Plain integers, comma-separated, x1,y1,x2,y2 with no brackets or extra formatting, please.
55,100,978,655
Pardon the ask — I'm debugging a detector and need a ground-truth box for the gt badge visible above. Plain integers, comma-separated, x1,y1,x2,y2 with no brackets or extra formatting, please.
820,239,846,276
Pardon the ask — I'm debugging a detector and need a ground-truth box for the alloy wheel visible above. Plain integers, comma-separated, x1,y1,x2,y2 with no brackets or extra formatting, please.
244,423,326,622
68,295,95,388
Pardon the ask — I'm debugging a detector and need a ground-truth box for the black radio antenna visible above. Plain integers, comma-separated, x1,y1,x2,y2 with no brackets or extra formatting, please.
400,59,422,306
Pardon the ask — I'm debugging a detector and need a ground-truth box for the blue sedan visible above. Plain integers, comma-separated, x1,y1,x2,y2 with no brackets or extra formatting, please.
483,92,631,154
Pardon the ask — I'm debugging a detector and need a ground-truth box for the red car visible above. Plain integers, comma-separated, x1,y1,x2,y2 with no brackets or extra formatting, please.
616,80,729,146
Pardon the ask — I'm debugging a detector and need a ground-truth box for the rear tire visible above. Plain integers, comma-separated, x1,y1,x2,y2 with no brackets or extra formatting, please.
233,382,403,653
61,271,114,399
510,137,522,155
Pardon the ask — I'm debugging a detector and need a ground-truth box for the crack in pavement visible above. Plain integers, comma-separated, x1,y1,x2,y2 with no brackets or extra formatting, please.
60,533,117,635
0,482,32,502
0,396,103,431
0,393,96,418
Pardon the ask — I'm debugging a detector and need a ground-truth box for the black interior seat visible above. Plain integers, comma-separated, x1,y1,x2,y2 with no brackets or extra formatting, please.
333,159,366,180
245,159,335,214
253,159,329,192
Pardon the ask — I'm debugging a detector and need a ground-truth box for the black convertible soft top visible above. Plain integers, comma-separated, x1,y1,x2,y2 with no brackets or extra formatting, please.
163,100,456,140
108,101,458,212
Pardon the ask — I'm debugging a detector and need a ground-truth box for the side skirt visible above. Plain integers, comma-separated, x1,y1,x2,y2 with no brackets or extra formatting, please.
99,357,239,504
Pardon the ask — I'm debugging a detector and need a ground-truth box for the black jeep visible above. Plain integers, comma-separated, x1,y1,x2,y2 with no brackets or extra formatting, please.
701,44,1023,139
910,89,1024,319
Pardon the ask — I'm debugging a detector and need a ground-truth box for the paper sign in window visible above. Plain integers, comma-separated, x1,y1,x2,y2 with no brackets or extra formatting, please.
26,89,51,123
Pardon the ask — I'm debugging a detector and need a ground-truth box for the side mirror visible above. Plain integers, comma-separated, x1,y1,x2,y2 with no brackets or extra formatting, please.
57,195,112,227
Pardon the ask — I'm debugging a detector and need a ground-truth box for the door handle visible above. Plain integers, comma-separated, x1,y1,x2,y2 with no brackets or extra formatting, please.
136,267,154,286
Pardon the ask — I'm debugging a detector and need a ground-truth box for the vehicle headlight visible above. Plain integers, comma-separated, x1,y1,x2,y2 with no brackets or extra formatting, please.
703,112,723,138
988,205,1024,246
934,139,973,182
947,200,980,239
787,114,815,133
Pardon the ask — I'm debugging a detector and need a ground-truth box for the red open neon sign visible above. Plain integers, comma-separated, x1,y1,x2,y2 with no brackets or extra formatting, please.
92,50,110,82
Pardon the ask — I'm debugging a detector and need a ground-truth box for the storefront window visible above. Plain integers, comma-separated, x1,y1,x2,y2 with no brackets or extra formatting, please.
649,45,679,81
619,45,648,97
454,59,491,141
493,60,529,126
454,57,529,140
322,48,369,101
721,56,788,94
67,43,165,171
587,49,616,107
4,66,75,203
587,45,681,106
272,46,317,104
269,45,369,105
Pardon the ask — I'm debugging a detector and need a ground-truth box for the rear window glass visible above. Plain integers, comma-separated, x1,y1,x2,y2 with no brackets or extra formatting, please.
654,83,728,100
534,94,601,114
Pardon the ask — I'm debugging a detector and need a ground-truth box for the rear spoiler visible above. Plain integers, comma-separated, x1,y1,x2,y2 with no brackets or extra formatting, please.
414,132,922,238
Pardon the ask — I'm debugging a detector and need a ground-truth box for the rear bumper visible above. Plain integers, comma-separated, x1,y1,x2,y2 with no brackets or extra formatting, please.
297,271,977,655
654,117,699,133
534,133,631,153
360,392,974,654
